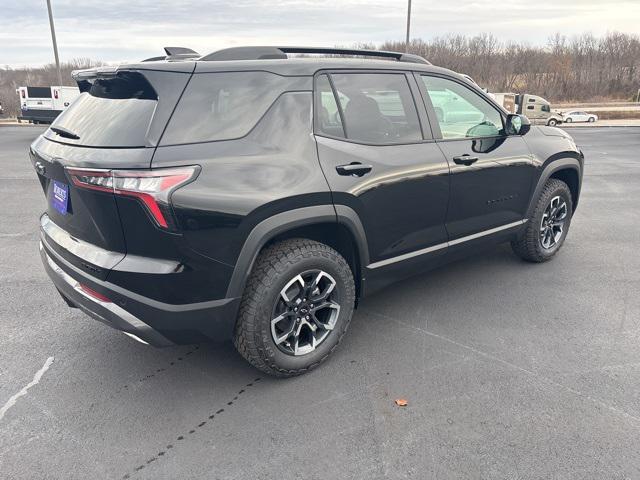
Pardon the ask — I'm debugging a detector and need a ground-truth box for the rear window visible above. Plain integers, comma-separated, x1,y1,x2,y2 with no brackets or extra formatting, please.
47,72,158,148
160,72,297,145
27,87,51,98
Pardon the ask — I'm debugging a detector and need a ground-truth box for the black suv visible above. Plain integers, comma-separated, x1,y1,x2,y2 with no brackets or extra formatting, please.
32,47,583,376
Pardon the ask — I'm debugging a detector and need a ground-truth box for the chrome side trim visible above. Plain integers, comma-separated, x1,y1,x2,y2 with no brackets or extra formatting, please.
367,242,448,269
448,220,527,246
367,219,527,269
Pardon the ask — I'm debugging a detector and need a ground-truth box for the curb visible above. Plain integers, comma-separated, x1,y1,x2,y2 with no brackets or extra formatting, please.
0,123,45,128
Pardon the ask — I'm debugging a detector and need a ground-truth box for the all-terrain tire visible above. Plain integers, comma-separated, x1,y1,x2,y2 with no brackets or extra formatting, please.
511,178,573,263
234,238,355,377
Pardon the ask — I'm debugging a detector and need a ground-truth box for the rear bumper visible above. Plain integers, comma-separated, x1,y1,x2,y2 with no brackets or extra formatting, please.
19,109,60,124
40,236,240,346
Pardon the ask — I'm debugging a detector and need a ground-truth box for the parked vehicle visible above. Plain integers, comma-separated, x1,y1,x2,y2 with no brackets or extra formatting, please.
31,46,584,376
563,111,598,123
16,86,80,124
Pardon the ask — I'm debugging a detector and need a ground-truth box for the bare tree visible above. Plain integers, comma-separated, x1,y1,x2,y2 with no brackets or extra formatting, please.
382,32,640,102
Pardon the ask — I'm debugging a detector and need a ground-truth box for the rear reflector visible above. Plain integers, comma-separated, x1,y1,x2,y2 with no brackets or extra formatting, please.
66,166,199,230
79,283,112,303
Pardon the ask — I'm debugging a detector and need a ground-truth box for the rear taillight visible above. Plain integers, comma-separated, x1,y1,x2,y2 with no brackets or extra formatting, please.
21,90,25,98
54,90,59,99
66,166,199,230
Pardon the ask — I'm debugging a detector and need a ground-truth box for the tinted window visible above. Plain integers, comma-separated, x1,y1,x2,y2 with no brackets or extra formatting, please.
315,74,345,138
48,72,157,147
541,104,550,112
527,105,535,110
162,72,294,145
421,75,504,139
330,73,422,144
27,86,51,98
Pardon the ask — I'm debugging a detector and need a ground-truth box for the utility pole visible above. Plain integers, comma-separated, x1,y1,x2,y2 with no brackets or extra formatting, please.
405,0,412,52
46,0,63,86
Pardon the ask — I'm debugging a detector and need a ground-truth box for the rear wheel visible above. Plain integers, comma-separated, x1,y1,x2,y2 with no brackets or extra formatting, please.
565,117,573,123
234,238,355,377
588,117,595,122
511,179,573,262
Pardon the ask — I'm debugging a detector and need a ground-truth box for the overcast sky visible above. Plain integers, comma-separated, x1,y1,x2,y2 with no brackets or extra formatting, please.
1,0,639,67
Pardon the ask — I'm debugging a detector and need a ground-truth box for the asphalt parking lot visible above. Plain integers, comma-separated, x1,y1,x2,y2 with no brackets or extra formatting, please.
1,126,639,479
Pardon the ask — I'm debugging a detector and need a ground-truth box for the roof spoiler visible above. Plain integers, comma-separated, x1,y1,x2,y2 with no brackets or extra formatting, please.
199,46,430,65
72,66,119,80
142,47,200,62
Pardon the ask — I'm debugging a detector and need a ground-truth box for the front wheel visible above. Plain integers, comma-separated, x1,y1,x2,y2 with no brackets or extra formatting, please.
511,179,573,262
547,119,558,127
234,238,355,377
588,117,595,123
565,117,573,123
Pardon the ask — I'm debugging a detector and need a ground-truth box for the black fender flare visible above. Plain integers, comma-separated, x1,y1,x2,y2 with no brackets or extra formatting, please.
526,153,583,218
225,205,369,299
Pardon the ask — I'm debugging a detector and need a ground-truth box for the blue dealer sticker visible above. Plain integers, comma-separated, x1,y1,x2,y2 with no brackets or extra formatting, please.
51,180,69,215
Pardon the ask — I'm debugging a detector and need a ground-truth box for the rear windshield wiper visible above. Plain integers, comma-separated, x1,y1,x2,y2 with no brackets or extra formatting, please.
50,126,80,140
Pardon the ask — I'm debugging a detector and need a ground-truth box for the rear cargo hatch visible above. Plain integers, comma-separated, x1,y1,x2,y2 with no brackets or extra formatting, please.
33,67,193,279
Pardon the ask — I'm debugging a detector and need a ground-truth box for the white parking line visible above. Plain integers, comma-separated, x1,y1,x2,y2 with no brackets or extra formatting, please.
0,357,54,421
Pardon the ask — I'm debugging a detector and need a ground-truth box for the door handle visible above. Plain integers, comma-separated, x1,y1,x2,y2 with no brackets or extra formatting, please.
336,162,373,177
452,154,479,166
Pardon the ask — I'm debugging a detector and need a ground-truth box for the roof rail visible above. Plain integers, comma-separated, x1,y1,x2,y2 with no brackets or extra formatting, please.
199,46,430,65
142,47,200,62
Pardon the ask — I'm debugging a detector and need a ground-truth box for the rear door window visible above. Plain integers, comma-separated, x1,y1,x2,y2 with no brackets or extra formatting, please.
326,73,422,145
46,72,158,147
161,72,300,145
315,74,345,138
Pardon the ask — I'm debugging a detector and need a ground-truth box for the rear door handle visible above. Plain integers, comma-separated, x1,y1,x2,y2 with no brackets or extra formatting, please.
452,154,479,166
336,163,373,177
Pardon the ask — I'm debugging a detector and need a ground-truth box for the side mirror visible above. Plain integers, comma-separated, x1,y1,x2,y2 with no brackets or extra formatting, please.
506,114,531,136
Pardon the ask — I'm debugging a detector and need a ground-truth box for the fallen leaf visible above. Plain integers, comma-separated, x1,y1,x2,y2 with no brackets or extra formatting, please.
394,398,408,407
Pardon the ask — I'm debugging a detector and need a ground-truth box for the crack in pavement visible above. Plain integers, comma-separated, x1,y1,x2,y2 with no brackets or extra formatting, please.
116,345,200,394
0,356,54,422
121,377,261,479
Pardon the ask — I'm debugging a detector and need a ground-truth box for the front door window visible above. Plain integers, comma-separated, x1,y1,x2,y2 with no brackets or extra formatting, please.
420,75,504,139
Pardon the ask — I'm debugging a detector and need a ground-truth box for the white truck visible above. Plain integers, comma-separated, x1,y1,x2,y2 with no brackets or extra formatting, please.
515,94,564,126
490,92,563,126
489,93,564,127
16,86,80,124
